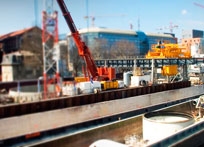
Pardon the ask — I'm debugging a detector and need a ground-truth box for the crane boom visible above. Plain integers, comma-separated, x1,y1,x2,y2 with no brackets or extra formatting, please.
56,0,99,79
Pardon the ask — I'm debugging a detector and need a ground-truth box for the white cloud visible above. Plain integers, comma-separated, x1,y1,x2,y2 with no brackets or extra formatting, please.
181,9,187,15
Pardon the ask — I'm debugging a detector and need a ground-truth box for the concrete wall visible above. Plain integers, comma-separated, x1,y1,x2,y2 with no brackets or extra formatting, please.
0,85,203,141
30,102,195,147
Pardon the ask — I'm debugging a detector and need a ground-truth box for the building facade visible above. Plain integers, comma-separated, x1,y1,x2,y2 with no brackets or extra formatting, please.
181,29,204,57
182,29,204,39
0,27,70,81
67,27,177,59
0,27,43,81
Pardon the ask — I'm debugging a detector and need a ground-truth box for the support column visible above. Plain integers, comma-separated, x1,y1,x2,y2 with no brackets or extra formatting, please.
182,64,188,81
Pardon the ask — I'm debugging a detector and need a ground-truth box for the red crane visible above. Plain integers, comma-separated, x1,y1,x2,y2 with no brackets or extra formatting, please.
56,0,115,81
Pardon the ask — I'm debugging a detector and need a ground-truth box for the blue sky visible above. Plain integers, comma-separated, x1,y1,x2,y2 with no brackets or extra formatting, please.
0,0,204,40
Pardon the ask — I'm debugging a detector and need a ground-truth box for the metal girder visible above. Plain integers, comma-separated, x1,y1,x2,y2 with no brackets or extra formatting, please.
95,58,204,68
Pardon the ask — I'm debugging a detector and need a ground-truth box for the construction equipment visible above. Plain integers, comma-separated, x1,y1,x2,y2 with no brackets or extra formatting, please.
56,0,115,81
84,14,126,27
145,41,189,84
101,80,119,91
146,42,191,59
161,65,178,76
157,22,178,33
42,0,60,98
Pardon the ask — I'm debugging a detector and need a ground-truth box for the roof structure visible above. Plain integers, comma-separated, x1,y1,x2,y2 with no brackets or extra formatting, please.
67,27,175,39
0,27,40,41
145,32,175,38
77,27,137,35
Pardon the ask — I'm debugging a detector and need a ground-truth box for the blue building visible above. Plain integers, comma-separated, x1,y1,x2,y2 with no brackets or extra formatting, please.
67,27,177,58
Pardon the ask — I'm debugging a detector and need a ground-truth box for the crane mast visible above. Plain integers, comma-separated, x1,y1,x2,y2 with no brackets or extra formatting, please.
56,0,99,79
42,0,60,98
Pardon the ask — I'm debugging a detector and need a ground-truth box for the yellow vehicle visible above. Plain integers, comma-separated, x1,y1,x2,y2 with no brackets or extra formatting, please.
145,43,191,59
100,80,119,91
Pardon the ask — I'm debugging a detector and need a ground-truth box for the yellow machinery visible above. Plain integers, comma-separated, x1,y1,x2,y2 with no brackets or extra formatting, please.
74,77,120,91
145,43,191,58
74,77,87,82
161,65,178,76
101,80,119,91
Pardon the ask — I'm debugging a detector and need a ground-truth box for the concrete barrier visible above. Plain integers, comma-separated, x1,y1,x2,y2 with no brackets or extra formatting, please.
0,85,204,140
9,85,42,103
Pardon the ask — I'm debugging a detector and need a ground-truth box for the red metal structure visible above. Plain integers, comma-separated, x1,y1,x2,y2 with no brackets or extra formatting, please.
42,0,60,98
56,0,115,81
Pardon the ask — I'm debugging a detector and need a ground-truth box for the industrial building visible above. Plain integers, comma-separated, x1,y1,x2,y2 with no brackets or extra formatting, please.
0,27,69,81
0,27,43,81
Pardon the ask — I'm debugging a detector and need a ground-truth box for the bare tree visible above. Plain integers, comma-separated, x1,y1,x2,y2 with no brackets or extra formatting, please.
69,46,84,76
91,38,138,59
92,38,110,59
110,40,138,59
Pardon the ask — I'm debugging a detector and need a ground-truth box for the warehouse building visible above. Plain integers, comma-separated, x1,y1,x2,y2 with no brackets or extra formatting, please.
0,27,69,81
0,27,43,81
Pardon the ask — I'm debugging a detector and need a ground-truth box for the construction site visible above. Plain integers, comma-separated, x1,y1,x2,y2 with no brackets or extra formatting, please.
1,0,204,147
